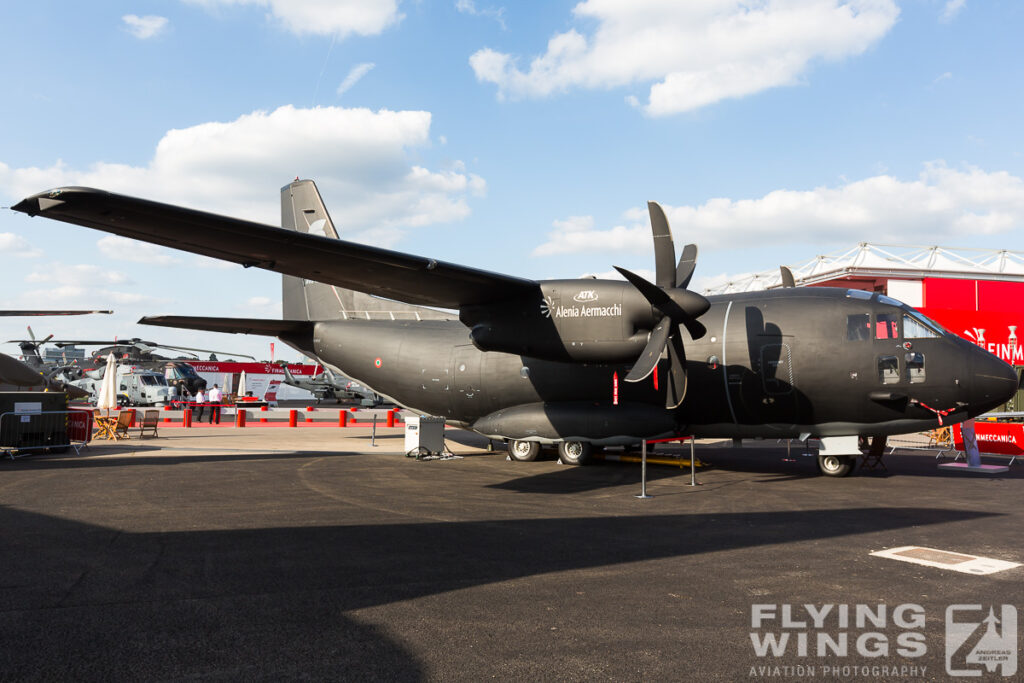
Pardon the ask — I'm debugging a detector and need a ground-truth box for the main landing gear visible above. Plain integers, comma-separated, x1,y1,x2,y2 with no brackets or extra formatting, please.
557,440,593,466
508,439,540,462
506,439,594,465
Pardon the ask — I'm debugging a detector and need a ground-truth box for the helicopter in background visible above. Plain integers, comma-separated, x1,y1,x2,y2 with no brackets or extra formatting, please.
49,338,255,398
276,360,381,405
1,312,110,397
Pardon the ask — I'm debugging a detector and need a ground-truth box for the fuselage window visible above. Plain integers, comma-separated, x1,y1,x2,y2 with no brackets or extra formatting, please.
903,312,941,339
847,314,871,341
878,356,899,384
906,352,925,383
875,312,899,340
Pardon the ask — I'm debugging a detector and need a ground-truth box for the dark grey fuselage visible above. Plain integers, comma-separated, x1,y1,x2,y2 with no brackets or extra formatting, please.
303,286,1016,445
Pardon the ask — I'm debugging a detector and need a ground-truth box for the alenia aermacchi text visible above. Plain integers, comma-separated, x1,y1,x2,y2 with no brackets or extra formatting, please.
12,180,1020,476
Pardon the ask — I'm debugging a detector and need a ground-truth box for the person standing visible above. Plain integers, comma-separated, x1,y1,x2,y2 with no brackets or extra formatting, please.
194,387,206,422
208,384,222,424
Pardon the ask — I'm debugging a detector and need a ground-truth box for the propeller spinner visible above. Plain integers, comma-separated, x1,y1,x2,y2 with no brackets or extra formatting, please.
614,202,710,408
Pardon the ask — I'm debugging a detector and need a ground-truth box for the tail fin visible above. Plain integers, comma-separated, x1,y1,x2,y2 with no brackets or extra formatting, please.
280,179,454,322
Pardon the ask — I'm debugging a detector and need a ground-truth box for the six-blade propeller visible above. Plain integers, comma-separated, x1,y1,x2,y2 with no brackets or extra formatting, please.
614,202,711,408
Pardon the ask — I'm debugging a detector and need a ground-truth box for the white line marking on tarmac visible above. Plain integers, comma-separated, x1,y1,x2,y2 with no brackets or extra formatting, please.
871,546,1022,575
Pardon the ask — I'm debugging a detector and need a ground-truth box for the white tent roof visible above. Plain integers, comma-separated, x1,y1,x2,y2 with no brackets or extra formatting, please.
703,243,1024,294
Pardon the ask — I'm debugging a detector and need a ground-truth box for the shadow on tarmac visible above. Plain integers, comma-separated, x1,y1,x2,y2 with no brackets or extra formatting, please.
0,503,999,679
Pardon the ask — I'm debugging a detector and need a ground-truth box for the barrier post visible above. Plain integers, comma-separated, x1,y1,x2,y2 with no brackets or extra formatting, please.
386,409,395,428
305,405,314,423
289,410,298,427
183,408,192,428
235,409,246,428
338,410,348,427
260,405,268,423
163,405,172,423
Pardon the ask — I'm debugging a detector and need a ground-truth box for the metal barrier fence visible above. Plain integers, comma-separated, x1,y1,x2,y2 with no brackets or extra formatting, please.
1,410,91,460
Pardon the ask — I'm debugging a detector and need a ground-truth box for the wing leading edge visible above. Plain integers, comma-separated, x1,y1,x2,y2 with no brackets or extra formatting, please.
13,187,539,309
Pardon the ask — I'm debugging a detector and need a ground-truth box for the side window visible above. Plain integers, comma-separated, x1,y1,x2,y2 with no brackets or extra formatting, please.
906,352,925,384
875,313,899,340
847,314,870,341
878,356,899,384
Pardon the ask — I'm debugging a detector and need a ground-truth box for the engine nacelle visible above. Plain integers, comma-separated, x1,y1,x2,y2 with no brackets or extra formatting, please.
460,280,656,363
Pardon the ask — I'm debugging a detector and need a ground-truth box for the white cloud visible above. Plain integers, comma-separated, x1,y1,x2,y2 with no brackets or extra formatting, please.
470,0,899,116
26,263,132,287
0,105,486,245
122,14,169,39
0,232,43,258
97,236,182,265
186,0,403,38
337,62,375,96
239,295,281,317
940,0,966,23
533,163,1024,255
456,0,506,29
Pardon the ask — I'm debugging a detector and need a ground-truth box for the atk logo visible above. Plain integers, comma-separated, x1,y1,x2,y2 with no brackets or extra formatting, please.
573,290,599,303
946,605,1017,677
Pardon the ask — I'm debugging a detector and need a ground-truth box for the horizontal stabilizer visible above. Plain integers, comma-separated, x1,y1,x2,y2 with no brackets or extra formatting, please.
140,315,314,337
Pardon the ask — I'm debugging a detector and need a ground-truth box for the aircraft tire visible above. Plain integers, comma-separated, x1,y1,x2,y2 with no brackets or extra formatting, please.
508,440,540,462
817,454,855,477
557,440,593,466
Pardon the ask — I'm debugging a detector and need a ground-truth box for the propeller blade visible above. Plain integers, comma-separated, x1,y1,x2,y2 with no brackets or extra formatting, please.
624,318,671,383
665,326,688,409
647,201,677,289
676,244,698,289
679,316,708,342
614,266,671,309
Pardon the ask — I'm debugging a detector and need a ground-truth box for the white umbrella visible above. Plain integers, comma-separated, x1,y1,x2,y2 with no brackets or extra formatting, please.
96,352,119,413
237,370,247,398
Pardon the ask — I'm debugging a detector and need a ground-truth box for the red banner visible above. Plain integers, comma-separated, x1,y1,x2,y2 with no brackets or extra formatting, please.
952,422,1024,456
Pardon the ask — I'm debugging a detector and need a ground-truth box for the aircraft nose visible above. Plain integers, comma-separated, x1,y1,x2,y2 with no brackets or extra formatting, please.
970,350,1019,414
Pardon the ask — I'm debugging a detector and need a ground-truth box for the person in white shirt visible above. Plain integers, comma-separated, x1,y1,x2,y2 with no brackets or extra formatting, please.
208,384,223,424
194,388,206,421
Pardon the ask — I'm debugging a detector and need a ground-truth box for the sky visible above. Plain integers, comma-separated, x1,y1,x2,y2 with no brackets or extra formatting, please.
1,0,1023,362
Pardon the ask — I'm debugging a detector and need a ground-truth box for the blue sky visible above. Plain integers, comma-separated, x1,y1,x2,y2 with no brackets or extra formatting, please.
2,0,1022,361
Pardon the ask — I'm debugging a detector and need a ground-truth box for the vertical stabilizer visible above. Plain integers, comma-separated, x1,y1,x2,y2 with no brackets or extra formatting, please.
280,179,454,322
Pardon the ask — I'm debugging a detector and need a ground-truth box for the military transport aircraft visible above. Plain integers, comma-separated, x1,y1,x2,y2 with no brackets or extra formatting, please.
12,182,1020,476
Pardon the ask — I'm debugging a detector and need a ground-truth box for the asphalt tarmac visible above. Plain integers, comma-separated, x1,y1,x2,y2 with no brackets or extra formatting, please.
1,428,1021,681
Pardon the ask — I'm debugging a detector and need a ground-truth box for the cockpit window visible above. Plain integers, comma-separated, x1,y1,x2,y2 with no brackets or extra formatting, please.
877,295,902,307
875,313,899,340
847,314,871,341
846,289,872,301
903,312,941,339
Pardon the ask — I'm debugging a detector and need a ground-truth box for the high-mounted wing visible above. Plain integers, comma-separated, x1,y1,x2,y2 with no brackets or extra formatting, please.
12,187,539,309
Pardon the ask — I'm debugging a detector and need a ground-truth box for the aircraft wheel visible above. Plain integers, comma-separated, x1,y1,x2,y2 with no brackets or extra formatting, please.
818,454,855,477
508,440,540,462
558,440,593,466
